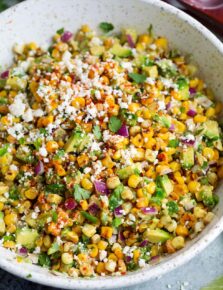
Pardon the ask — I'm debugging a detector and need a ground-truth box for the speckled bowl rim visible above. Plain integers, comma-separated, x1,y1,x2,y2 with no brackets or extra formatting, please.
0,0,223,289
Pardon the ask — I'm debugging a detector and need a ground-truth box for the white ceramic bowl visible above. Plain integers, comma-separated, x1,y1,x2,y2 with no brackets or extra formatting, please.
0,0,223,289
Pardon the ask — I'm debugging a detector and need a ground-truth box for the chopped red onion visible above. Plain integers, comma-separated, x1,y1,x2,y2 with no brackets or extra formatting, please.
187,109,197,117
181,139,195,146
141,207,158,215
126,34,135,48
189,88,196,95
64,198,77,210
114,205,124,217
125,255,132,263
88,203,100,215
0,70,9,79
118,230,125,242
150,255,160,265
169,124,175,132
18,247,28,256
117,124,129,137
166,102,171,110
139,240,148,247
94,180,109,195
34,161,44,175
61,31,73,42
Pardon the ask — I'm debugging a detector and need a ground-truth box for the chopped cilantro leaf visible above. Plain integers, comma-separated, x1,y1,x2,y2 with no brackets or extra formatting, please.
109,184,124,210
0,144,9,157
108,116,122,133
73,184,90,202
57,27,64,35
93,125,102,140
38,253,51,267
112,217,122,228
99,22,114,33
168,139,179,148
45,184,65,193
128,73,147,84
167,201,179,215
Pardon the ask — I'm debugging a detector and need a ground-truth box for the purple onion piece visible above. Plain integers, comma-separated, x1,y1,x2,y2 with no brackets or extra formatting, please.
187,109,197,117
166,102,171,110
139,240,148,247
169,124,175,132
64,198,77,210
34,160,44,175
181,138,195,146
189,87,196,95
114,205,124,217
141,207,158,215
125,255,132,263
61,31,73,42
18,247,28,256
118,229,125,242
126,34,135,48
0,70,9,79
117,124,129,137
150,255,160,265
88,203,100,215
94,180,109,195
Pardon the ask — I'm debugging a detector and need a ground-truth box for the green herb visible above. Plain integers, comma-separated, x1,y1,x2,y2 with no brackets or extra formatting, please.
73,184,90,202
202,194,219,208
127,261,139,271
45,184,65,193
19,138,25,145
134,168,141,175
81,211,98,223
48,242,59,255
154,187,165,199
167,201,179,215
168,139,179,148
54,149,65,160
120,109,138,126
56,27,64,35
112,217,122,228
201,161,208,170
81,234,90,244
128,73,147,84
26,274,32,278
108,116,122,133
144,58,154,67
33,138,42,150
3,235,14,242
52,211,58,222
0,144,9,157
9,187,19,200
147,24,153,37
140,246,151,262
109,184,124,210
0,97,7,105
177,77,188,90
93,125,102,140
200,177,209,185
149,196,162,206
39,128,48,136
180,107,186,113
99,22,114,33
38,253,51,267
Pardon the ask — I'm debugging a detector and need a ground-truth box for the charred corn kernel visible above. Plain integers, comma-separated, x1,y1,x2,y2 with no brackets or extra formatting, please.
71,97,85,108
88,244,98,258
203,147,215,160
108,253,118,261
24,188,38,200
172,236,185,250
145,182,156,194
174,171,184,185
96,262,106,274
128,174,142,188
156,165,169,175
48,222,60,236
77,154,89,167
133,249,140,262
101,155,115,168
188,181,200,193
114,248,123,259
176,225,189,237
218,166,223,178
105,259,117,272
205,107,215,117
46,141,59,153
80,263,94,277
101,227,113,239
139,223,148,233
136,197,149,208
80,200,88,211
81,178,93,191
46,193,62,204
55,164,66,176
194,115,207,123
61,252,73,265
97,240,108,250
215,102,223,114
4,212,17,225
41,115,54,126
169,161,181,172
106,176,120,189
82,224,96,238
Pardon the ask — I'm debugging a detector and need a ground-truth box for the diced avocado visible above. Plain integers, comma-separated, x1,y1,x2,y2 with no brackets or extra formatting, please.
90,46,105,56
199,185,218,207
64,127,90,153
143,229,171,243
0,79,6,89
121,28,137,44
143,66,158,78
110,44,132,58
47,242,60,255
0,212,5,236
177,77,189,100
203,120,220,139
159,175,173,195
181,147,194,169
6,76,27,90
117,163,142,179
16,228,39,249
153,115,171,128
16,145,35,164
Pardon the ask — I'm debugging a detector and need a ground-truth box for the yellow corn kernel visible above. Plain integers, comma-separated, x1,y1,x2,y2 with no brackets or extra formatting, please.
136,42,145,52
128,174,142,188
114,248,123,259
87,244,98,258
77,154,89,167
174,171,185,185
24,188,38,200
82,224,96,238
155,37,168,50
41,115,54,127
138,223,148,233
143,108,152,119
46,193,62,204
66,231,79,243
136,188,144,198
77,253,88,262
176,225,189,237
173,120,186,133
205,107,215,117
113,150,121,160
28,42,37,50
55,164,66,177
189,78,199,88
96,262,106,274
194,115,207,123
4,212,17,226
136,197,149,208
145,182,156,194
101,155,115,168
46,141,59,153
131,134,144,148
144,137,156,149
80,200,88,211
151,245,159,257
97,240,108,250
213,149,219,161
188,180,200,193
172,236,185,250
138,34,152,44
57,42,68,52
108,253,118,261
43,235,51,248
133,249,140,263
101,227,113,239
0,202,4,211
71,97,86,109
156,165,170,175
52,48,60,60
3,240,15,249
128,103,140,113
81,178,93,191
203,147,215,160
169,161,181,172
7,224,16,234
81,24,90,33
0,90,7,97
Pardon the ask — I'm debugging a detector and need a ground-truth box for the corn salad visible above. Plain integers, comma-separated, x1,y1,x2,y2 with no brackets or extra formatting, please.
0,23,222,277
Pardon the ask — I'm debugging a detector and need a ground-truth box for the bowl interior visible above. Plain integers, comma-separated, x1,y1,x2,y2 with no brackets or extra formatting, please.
0,0,223,288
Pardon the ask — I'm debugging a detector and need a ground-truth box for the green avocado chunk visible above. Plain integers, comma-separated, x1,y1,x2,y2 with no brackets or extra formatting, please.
110,44,132,58
64,127,90,153
181,147,194,169
143,229,171,243
116,164,142,179
16,228,39,249
159,175,173,195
